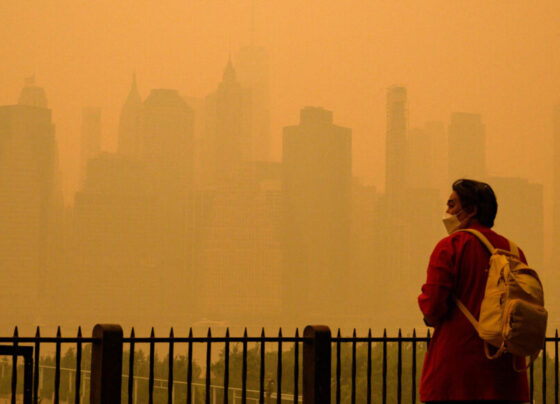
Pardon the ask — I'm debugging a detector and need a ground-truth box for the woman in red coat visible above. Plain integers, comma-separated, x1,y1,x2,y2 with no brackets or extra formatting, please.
418,179,529,403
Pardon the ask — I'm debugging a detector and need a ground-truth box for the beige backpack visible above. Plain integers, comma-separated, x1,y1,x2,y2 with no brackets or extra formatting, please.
453,229,548,367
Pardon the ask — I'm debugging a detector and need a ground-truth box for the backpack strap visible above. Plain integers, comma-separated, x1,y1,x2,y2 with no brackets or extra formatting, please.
453,296,481,332
456,228,496,254
452,229,491,335
508,239,520,258
458,228,520,258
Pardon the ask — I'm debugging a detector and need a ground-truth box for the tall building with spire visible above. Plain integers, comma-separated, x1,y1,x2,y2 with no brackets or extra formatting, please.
194,59,281,324
0,79,62,330
235,46,271,161
118,74,143,159
203,59,252,188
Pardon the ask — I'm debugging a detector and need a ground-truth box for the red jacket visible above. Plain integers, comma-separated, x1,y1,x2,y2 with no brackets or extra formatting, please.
418,224,529,402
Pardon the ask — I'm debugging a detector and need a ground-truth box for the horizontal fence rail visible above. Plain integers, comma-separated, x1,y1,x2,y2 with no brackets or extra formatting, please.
1,325,560,403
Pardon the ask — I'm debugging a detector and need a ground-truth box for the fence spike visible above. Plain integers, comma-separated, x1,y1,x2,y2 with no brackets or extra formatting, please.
150,327,155,338
337,328,341,338
383,328,387,338
56,326,61,337
208,327,212,338
188,327,193,338
413,328,416,338
35,326,40,338
226,328,230,338
278,328,282,338
131,327,135,338
261,327,265,338
78,326,82,337
295,328,299,338
353,328,356,337
427,329,431,338
244,327,248,338
170,327,174,338
368,328,372,338
13,326,18,338
398,328,402,337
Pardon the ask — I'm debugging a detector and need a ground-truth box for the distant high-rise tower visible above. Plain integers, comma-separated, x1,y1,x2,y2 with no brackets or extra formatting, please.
408,121,447,191
282,107,352,324
385,86,408,203
18,76,48,108
204,59,252,188
73,152,157,324
118,74,143,159
235,46,271,161
140,88,195,313
448,112,486,181
0,81,61,330
80,107,101,187
142,88,194,192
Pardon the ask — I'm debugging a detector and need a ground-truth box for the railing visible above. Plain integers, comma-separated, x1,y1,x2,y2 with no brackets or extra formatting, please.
1,325,559,403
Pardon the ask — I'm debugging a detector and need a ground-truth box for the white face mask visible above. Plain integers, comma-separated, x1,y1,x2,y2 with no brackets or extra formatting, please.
442,211,461,234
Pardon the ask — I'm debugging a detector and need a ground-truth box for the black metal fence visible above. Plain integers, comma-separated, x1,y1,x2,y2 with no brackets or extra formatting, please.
1,325,559,403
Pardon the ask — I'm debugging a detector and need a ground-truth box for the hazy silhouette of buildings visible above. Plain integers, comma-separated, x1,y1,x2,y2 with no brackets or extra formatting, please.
386,87,408,205
0,80,62,329
194,165,283,324
194,59,281,324
487,176,544,271
235,46,271,161
140,88,196,319
203,59,252,189
80,107,101,187
118,74,143,159
73,153,157,324
408,121,447,195
18,76,48,108
448,112,486,181
282,107,352,324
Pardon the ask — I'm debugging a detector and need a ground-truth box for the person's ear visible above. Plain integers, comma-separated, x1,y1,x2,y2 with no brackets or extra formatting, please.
466,205,477,220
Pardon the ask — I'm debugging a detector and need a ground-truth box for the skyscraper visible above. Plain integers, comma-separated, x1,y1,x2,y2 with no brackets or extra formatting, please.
448,112,486,181
407,121,447,192
194,60,280,324
385,86,408,203
118,74,143,159
282,107,352,325
73,153,157,325
235,46,271,161
79,106,101,187
203,59,252,189
0,81,61,330
140,88,195,316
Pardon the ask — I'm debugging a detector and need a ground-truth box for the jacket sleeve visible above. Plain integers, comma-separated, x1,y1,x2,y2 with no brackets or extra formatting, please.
418,237,459,326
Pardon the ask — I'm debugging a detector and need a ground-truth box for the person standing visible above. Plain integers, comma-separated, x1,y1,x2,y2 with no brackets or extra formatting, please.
418,179,529,403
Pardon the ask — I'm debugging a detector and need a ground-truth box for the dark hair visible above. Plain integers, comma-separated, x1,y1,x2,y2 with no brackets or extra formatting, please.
452,179,498,227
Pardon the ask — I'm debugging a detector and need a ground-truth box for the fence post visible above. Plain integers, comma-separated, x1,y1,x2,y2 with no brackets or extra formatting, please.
303,325,331,404
90,324,123,404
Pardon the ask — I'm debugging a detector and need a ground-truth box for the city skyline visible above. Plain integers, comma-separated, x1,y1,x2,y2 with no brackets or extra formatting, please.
0,70,554,333
1,1,560,335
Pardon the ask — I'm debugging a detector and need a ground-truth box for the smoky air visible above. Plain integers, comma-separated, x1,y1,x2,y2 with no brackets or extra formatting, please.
0,1,559,336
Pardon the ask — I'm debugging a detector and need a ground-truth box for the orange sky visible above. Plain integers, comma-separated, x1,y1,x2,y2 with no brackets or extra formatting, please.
1,0,560,200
